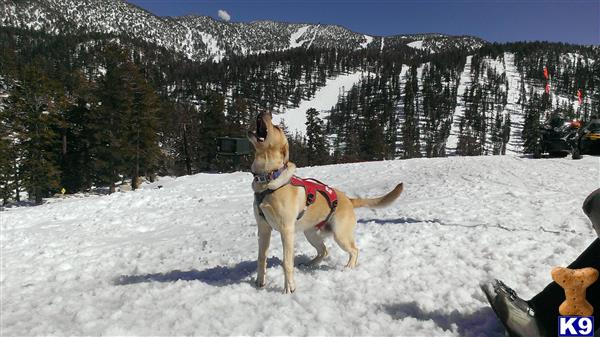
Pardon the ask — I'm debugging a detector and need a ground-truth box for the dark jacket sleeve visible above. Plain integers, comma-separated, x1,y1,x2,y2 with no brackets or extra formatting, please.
582,188,600,238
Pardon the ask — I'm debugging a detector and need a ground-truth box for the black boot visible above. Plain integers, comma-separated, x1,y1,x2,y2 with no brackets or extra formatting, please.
481,279,546,337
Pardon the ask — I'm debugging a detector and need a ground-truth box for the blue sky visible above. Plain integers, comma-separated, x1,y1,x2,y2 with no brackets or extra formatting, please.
128,0,599,45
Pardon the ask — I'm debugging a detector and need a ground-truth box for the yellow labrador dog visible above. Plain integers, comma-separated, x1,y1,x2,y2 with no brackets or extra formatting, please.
248,111,403,293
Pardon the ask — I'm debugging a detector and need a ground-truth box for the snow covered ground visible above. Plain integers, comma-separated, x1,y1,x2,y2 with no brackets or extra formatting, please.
1,156,599,336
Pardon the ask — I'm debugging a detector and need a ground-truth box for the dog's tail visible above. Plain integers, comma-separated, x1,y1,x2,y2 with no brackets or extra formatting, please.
349,183,403,209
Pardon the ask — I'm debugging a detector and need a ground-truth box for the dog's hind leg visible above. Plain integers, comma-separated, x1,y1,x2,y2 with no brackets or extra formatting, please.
334,234,358,268
332,214,359,268
303,229,328,266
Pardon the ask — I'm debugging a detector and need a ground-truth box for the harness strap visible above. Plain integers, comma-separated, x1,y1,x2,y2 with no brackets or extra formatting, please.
254,189,274,218
254,175,338,231
315,207,336,231
290,176,338,208
290,176,338,231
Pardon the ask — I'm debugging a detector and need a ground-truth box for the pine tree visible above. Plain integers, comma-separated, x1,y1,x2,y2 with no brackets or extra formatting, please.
401,66,421,158
0,105,15,204
522,92,542,154
287,131,309,167
126,63,161,189
197,91,226,171
92,46,134,193
305,108,329,165
457,84,485,156
491,110,503,155
59,71,96,193
8,64,62,204
501,112,511,155
363,116,387,160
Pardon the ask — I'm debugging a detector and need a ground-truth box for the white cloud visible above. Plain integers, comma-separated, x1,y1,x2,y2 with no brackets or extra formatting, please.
218,9,231,22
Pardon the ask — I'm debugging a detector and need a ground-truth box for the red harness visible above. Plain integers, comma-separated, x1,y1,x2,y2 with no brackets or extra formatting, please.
290,176,338,230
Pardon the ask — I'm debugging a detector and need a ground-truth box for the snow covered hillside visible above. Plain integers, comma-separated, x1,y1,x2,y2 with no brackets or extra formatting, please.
273,71,367,134
446,55,473,153
1,156,599,336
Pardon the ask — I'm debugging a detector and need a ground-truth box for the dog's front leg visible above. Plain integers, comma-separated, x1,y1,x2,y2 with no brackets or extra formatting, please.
256,219,271,288
280,227,296,293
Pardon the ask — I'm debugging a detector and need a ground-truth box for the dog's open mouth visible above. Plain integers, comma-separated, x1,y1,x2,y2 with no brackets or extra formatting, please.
255,115,268,142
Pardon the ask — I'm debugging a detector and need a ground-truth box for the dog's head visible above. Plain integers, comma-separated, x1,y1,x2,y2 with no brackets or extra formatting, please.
247,111,289,170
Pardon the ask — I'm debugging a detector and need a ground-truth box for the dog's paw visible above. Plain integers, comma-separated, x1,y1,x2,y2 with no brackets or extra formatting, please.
255,279,266,288
344,262,357,269
283,282,296,294
299,253,327,268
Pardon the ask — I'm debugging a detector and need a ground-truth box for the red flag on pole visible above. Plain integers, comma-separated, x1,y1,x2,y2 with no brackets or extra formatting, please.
577,89,582,104
545,83,550,94
543,66,549,80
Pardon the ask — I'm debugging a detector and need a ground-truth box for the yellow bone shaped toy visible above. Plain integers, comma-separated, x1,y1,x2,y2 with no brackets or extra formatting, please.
551,266,599,316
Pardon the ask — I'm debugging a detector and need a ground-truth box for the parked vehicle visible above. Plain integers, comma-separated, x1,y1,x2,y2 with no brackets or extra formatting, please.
534,117,580,158
573,118,600,159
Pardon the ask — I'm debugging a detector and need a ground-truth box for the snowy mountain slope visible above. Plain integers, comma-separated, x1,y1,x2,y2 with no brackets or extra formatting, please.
446,55,473,153
478,55,511,154
502,52,526,154
416,63,429,157
2,156,598,336
441,50,596,156
0,0,486,61
394,64,410,157
407,40,425,50
1,0,202,57
273,71,367,135
390,34,485,54
289,26,311,49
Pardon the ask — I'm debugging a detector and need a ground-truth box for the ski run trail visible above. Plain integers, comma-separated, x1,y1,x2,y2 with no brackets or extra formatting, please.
2,156,599,336
446,56,473,154
273,71,365,135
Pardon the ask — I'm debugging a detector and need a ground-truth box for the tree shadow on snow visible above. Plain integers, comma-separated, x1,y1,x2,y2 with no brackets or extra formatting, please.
382,301,505,337
358,217,439,226
114,257,282,287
